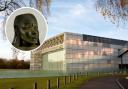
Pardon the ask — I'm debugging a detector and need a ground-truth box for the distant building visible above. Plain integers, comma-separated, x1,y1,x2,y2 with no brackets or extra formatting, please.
30,32,128,72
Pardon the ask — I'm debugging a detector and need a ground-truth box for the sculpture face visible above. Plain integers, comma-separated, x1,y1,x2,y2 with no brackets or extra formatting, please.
17,14,39,44
13,14,40,50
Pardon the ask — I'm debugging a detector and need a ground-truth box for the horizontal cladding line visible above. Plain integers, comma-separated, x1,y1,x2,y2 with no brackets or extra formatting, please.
83,34,128,46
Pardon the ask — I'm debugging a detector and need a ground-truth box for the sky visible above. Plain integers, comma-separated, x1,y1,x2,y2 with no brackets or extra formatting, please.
47,0,128,39
0,0,128,60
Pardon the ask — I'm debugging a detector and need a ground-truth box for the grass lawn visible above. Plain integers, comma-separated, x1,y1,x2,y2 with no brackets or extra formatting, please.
0,70,105,89
0,75,93,89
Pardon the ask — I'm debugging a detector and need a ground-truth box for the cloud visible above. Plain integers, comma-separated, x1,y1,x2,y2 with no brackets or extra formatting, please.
0,12,5,20
0,21,3,29
48,1,103,35
48,0,128,42
0,40,12,59
69,4,86,16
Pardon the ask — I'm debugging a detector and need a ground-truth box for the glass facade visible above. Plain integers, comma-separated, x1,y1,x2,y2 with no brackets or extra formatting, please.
64,32,127,72
30,32,128,72
42,49,65,71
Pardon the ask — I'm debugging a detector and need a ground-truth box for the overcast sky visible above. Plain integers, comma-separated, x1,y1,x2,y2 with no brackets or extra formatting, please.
0,0,128,60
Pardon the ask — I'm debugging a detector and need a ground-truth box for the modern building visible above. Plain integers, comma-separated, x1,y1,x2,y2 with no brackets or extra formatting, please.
30,32,128,72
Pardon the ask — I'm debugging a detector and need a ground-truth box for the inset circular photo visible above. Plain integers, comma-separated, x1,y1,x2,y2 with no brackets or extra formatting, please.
5,7,48,51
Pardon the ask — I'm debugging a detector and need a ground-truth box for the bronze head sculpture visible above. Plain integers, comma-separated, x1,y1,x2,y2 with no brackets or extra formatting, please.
12,14,40,51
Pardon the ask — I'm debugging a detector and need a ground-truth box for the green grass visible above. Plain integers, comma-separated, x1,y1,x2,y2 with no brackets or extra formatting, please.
0,70,107,89
0,75,94,89
58,76,93,89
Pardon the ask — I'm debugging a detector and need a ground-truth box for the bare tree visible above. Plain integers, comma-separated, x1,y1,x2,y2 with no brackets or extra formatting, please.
29,0,51,18
96,0,128,26
0,0,26,59
0,0,25,16
0,0,51,60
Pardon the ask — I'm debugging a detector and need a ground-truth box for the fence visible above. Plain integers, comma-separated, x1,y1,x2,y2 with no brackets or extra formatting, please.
6,72,127,89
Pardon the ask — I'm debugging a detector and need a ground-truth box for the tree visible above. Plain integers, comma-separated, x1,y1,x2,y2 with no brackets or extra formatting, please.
0,58,30,69
0,58,7,68
0,0,25,15
96,0,128,26
0,0,50,60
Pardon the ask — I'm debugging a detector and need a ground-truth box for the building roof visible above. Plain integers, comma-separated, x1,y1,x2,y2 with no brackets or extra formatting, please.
65,32,128,46
45,32,128,46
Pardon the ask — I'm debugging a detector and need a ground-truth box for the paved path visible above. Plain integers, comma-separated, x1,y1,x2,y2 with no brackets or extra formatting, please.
80,76,120,89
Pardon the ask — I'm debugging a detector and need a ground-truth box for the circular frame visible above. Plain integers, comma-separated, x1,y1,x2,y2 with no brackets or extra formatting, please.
5,7,48,51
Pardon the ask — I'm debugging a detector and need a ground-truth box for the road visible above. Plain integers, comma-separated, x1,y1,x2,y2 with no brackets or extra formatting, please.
80,76,120,89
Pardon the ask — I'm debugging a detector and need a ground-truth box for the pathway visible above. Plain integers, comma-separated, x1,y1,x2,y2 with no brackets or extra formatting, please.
79,76,120,89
